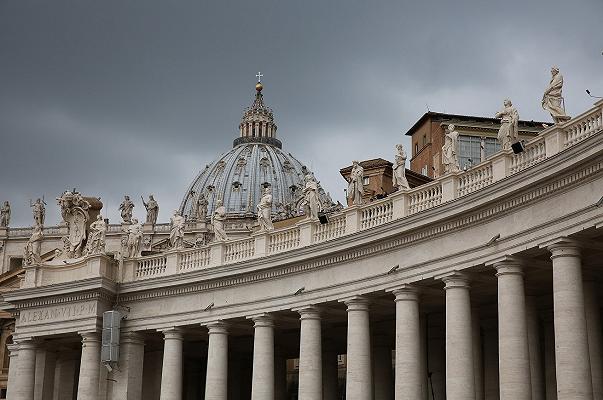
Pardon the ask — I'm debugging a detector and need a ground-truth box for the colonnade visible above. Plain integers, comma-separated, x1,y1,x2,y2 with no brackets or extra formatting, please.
6,240,602,400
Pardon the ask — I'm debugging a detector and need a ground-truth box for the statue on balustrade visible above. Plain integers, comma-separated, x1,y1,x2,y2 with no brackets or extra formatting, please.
212,200,228,241
257,187,274,231
169,210,186,248
142,195,159,225
393,144,410,189
495,99,519,150
347,161,364,206
23,225,43,266
303,173,320,220
30,197,46,227
542,66,570,124
125,219,143,258
56,190,91,258
85,215,107,256
0,201,10,227
119,195,135,224
442,124,461,174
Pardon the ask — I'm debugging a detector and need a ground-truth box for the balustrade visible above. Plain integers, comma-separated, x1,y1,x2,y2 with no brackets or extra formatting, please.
360,200,393,230
224,238,256,263
510,137,546,174
178,248,211,271
135,255,167,279
313,214,346,242
268,227,300,254
458,162,494,196
408,183,443,215
564,105,603,147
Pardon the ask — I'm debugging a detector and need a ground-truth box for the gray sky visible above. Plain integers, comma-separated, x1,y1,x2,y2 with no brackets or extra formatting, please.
1,0,602,227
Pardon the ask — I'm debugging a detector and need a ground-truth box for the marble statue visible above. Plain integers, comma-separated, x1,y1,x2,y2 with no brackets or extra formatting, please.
212,200,228,241
347,161,364,206
442,125,461,174
542,67,570,124
193,192,209,222
142,195,159,225
30,198,46,227
303,173,320,220
0,201,10,227
85,215,107,256
125,219,143,258
257,187,274,231
169,210,186,248
23,225,43,266
495,99,519,150
56,191,91,258
393,144,410,189
119,195,135,224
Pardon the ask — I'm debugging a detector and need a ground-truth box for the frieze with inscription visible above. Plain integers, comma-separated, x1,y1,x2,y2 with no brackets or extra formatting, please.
19,301,97,325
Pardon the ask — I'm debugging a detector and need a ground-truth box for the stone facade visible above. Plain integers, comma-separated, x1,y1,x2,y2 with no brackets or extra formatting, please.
0,100,601,400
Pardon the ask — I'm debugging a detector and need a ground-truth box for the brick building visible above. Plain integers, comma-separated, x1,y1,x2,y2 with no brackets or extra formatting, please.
406,112,547,178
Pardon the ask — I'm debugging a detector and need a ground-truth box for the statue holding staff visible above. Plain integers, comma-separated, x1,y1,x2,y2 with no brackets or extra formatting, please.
142,195,159,225
30,197,46,227
542,66,570,124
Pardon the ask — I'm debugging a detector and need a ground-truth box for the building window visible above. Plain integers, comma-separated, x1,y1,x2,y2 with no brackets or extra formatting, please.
363,176,370,185
458,135,500,169
423,135,427,146
421,165,428,176
415,143,418,155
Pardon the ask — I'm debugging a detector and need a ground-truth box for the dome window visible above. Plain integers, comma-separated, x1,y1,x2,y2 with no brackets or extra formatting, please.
259,157,270,170
232,181,242,191
206,185,215,192
261,182,271,189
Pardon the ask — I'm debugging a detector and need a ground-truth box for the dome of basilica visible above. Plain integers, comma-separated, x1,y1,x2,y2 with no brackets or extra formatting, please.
179,80,336,222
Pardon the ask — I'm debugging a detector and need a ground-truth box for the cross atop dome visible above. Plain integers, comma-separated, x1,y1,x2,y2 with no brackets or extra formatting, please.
256,71,263,82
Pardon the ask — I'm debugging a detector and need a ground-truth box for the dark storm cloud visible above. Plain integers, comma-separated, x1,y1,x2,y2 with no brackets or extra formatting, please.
1,0,602,226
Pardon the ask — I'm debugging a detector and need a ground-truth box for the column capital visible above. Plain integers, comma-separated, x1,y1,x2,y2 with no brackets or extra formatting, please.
79,331,101,346
435,271,471,290
493,261,524,277
539,237,581,258
161,327,184,340
6,343,19,356
340,295,370,311
249,313,274,327
14,337,39,350
293,305,321,320
205,321,229,335
389,284,420,301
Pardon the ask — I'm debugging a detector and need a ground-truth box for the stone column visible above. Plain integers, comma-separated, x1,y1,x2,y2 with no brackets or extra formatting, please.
344,296,372,400
494,261,531,400
6,343,19,400
584,281,603,400
322,341,339,400
251,314,275,400
109,332,145,400
159,328,184,400
526,296,545,400
205,322,229,400
297,306,322,400
392,286,421,400
13,339,37,400
548,242,593,400
77,332,101,400
543,314,557,400
440,272,475,400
